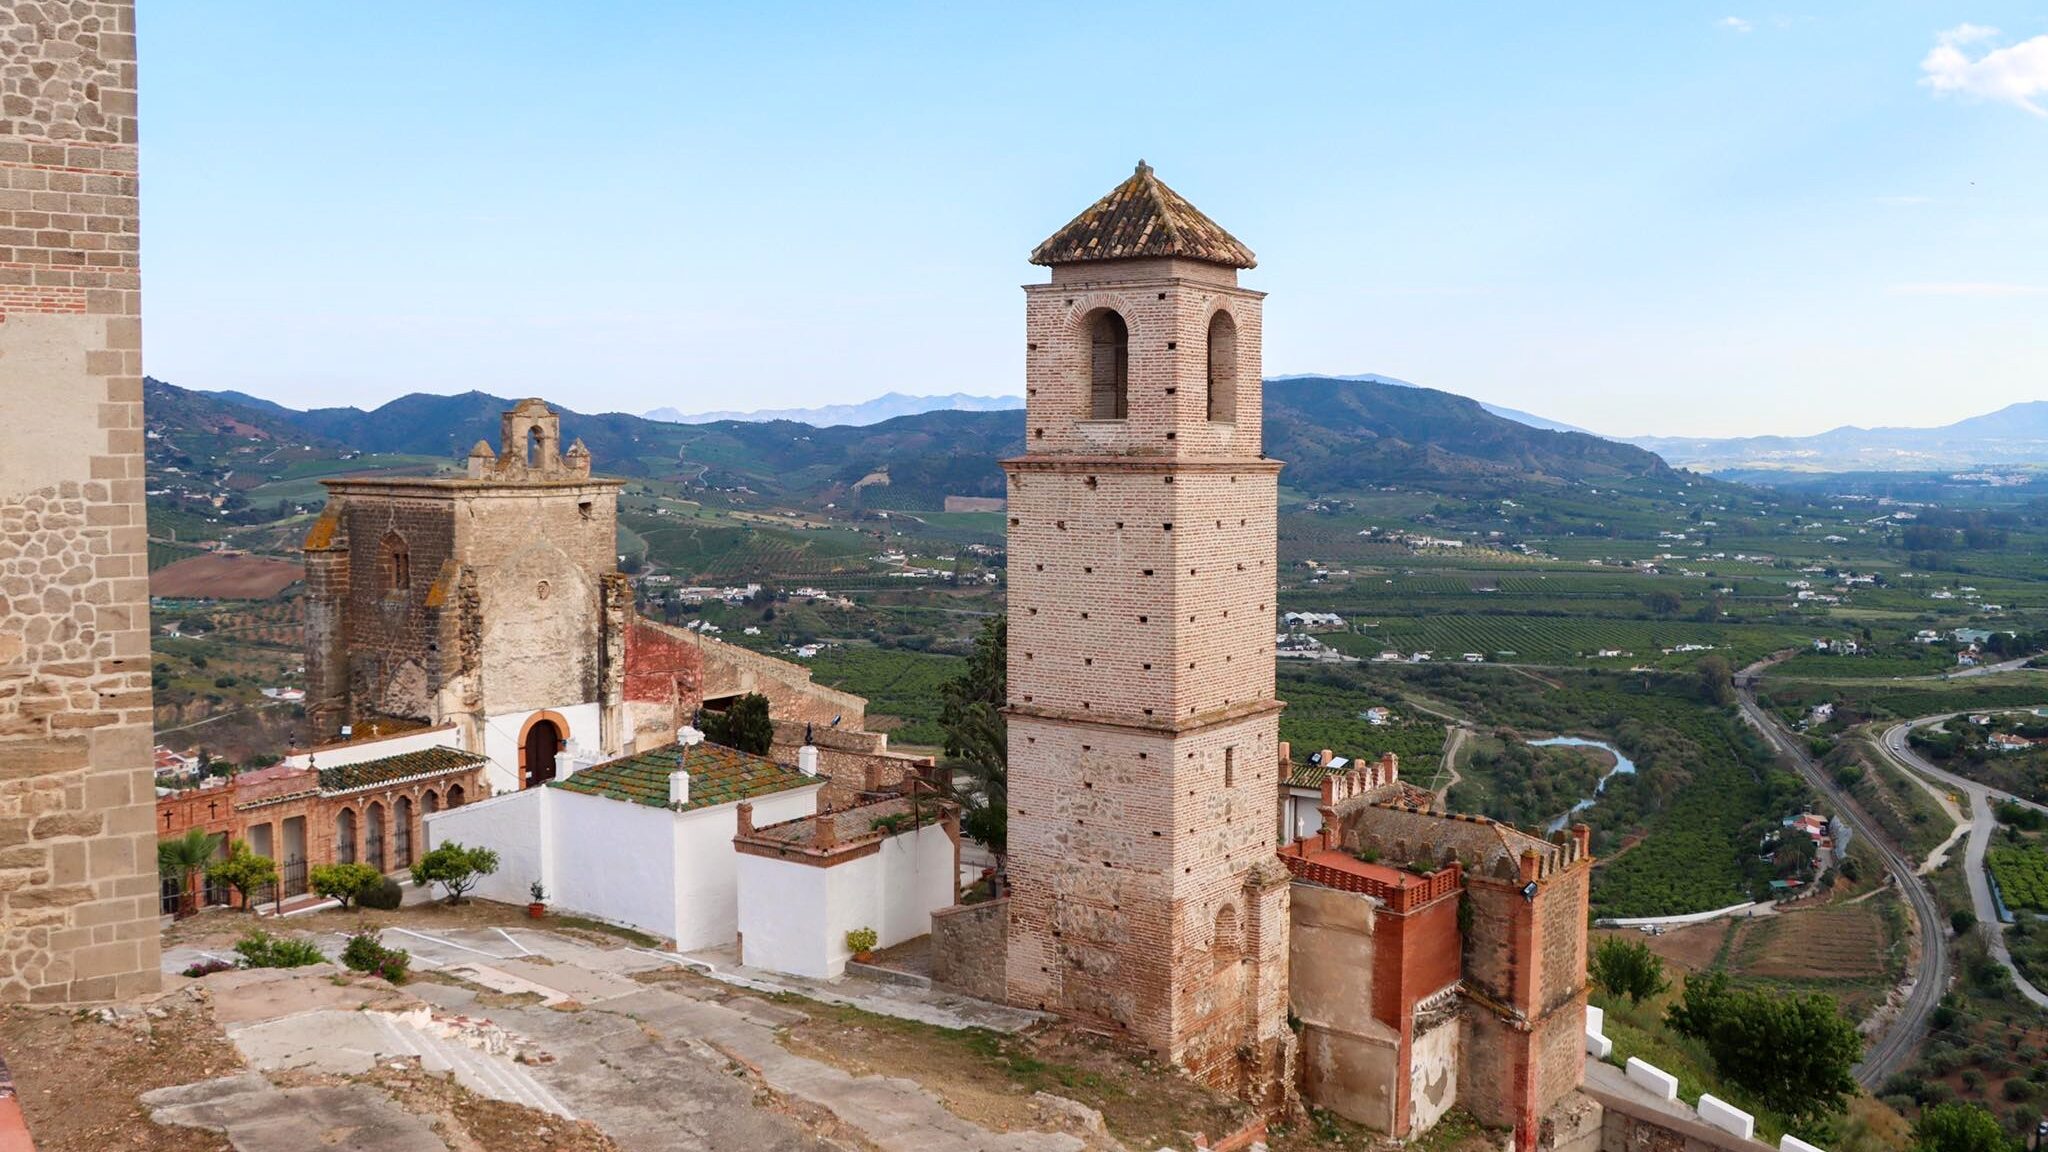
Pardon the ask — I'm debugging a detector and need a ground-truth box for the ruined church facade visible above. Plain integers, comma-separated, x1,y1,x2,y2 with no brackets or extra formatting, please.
1002,163,1295,1104
303,400,633,792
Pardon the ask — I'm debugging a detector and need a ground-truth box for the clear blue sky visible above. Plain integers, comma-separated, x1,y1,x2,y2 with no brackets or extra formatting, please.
139,3,2046,437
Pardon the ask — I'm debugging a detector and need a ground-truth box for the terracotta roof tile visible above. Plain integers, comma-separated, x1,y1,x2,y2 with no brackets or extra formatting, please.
1031,161,1255,269
553,740,816,813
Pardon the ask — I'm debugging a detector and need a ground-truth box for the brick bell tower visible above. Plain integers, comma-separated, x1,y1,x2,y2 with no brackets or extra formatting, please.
1003,162,1294,1105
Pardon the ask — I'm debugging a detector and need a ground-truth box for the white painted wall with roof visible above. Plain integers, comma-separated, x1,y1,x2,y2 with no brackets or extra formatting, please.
736,822,957,979
424,768,821,947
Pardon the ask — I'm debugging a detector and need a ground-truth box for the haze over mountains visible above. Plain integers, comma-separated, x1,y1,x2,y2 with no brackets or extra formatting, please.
163,375,1676,510
1625,402,2048,473
164,375,2048,516
643,392,1022,427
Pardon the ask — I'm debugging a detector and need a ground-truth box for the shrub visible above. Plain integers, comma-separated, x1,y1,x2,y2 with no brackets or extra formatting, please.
358,877,404,911
1911,1101,2007,1152
1590,936,1669,1006
1951,909,1977,934
845,926,878,955
410,842,499,905
340,930,411,984
233,929,325,969
180,958,235,978
311,862,384,910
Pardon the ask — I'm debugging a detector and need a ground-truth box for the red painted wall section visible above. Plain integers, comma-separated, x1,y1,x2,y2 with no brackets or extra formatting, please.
623,616,704,707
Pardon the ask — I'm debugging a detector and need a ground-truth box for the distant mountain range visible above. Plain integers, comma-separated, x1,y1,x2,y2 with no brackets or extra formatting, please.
1267,373,1595,436
643,392,1022,427
1628,401,2048,473
169,374,1675,509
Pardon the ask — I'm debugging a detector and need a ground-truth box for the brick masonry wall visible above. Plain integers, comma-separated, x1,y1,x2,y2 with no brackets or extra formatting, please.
930,897,1007,1001
0,0,160,1003
1003,251,1291,1105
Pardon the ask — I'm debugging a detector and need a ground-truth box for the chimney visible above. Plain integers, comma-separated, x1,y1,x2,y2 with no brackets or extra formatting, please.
736,801,753,835
669,769,690,806
1278,740,1291,767
798,743,819,777
555,741,579,782
815,810,837,849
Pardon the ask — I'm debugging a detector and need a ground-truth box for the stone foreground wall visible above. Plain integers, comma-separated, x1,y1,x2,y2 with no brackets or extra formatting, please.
929,897,1006,1001
0,1,161,1002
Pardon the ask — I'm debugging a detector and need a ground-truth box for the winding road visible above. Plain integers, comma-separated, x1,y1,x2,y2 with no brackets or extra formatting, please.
1734,661,1947,1088
1874,715,2048,1009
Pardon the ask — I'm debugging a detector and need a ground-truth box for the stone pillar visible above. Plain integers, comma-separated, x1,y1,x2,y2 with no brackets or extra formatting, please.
0,1,161,1003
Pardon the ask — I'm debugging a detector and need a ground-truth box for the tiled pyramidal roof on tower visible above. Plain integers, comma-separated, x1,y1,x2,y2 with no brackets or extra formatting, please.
1029,160,1257,269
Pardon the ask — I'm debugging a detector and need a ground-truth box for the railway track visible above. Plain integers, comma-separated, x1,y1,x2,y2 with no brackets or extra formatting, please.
1734,661,1946,1088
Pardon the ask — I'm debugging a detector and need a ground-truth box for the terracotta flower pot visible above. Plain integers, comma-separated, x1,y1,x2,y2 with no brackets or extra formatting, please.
853,950,874,963
527,902,546,919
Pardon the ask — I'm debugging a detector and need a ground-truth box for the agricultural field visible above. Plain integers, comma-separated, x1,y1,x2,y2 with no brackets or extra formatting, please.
149,552,304,599
803,645,964,749
1338,664,1809,916
1274,665,1448,768
625,509,877,581
1721,894,1907,1022
1762,676,2048,726
1987,844,2048,914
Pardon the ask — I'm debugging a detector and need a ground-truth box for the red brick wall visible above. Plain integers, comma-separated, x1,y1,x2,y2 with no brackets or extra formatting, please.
623,615,703,709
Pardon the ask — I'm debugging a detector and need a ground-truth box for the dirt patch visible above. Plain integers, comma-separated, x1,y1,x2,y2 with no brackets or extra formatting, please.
1595,921,1733,974
777,1000,1251,1151
151,552,304,599
0,989,242,1152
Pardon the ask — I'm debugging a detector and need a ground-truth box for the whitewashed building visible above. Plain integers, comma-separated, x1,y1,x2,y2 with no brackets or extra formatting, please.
733,794,960,979
424,730,824,950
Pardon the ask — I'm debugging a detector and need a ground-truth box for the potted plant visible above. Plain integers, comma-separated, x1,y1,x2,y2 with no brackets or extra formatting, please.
527,880,548,919
845,926,878,963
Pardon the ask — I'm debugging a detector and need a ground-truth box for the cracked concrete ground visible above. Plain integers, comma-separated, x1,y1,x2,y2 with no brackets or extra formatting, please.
143,1073,447,1152
145,925,1100,1152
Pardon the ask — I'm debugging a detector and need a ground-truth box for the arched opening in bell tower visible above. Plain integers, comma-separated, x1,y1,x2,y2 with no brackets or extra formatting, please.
1085,309,1129,419
1206,311,1237,423
527,426,543,469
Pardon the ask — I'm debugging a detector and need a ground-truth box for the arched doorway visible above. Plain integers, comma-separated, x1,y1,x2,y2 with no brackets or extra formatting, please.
520,711,569,789
335,807,357,865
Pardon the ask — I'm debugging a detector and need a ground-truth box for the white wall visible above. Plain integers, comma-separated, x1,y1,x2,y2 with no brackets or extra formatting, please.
553,787,678,939
421,786,548,907
739,821,956,980
286,725,460,771
1287,789,1324,842
480,702,602,794
877,826,957,948
737,852,832,977
424,764,823,953
674,786,818,951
